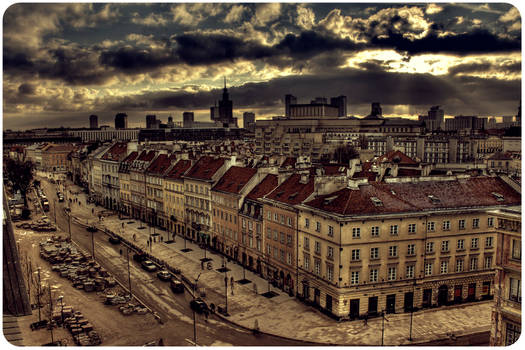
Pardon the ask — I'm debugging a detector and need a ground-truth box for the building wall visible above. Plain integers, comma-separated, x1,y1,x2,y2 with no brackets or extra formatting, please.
211,191,240,258
296,207,499,318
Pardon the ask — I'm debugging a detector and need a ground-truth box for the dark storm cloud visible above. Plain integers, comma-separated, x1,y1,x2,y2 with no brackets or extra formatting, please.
371,29,521,56
99,46,177,72
101,67,519,117
448,61,521,76
18,83,36,95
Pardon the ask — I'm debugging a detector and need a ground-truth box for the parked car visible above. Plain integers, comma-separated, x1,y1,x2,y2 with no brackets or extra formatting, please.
57,193,64,202
157,270,172,281
108,236,121,245
141,260,158,272
190,298,208,313
170,279,185,294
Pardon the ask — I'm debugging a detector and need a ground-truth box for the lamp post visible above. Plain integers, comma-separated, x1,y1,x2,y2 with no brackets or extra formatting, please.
65,207,71,240
126,246,132,300
224,259,228,315
87,226,97,261
408,277,416,341
381,310,389,346
192,273,202,346
57,295,64,326
36,267,42,322
53,198,57,224
48,284,54,344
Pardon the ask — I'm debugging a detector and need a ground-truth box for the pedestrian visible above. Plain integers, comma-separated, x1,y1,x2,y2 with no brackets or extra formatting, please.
230,276,234,295
201,261,204,270
119,249,122,256
364,313,368,326
160,236,163,242
92,208,94,214
122,223,124,228
253,283,258,295
133,234,136,241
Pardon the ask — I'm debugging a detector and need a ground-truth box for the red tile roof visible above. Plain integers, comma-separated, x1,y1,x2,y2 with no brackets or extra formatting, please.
165,159,192,180
184,156,225,180
137,150,156,161
101,142,127,161
246,174,278,200
305,176,521,216
266,173,314,205
122,151,138,163
146,154,173,175
376,150,418,165
280,157,296,169
212,166,257,194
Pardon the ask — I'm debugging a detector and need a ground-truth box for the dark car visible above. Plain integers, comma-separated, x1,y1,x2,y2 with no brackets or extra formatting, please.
170,279,185,294
157,270,172,281
108,236,121,245
133,252,146,262
190,298,208,313
141,260,158,272
58,194,64,202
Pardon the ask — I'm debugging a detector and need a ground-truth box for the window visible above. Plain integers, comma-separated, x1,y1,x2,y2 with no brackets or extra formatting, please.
280,214,285,224
484,256,492,269
287,217,292,227
267,211,271,220
471,238,479,249
470,257,478,271
242,218,246,229
440,261,448,274
315,221,321,232
406,265,414,279
505,323,521,346
443,220,450,231
287,252,292,265
487,217,494,227
304,254,310,270
427,222,435,232
280,233,285,244
351,249,360,261
389,246,397,257
408,223,416,234
352,227,361,238
459,219,465,230
441,240,449,252
426,241,434,253
273,230,278,241
274,213,278,222
287,234,292,245
485,237,493,248
314,241,321,254
388,267,397,281
407,244,415,256
390,225,398,235
512,239,521,260
425,262,433,276
371,226,380,237
328,225,334,237
369,269,378,282
472,218,479,228
457,239,465,250
456,259,464,272
305,218,310,228
327,264,334,281
370,247,379,260
304,237,310,251
314,259,321,275
509,278,521,302
280,249,285,261
351,271,360,285
327,246,334,259
266,228,272,239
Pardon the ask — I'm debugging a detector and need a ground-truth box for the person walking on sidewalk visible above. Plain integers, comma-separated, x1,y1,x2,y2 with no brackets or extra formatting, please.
230,276,234,295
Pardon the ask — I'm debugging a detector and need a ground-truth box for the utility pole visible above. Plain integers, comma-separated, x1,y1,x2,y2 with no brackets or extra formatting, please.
36,267,42,322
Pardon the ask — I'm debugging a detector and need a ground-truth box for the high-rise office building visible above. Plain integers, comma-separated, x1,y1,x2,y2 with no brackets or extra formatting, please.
284,94,347,118
89,114,98,129
167,116,174,128
183,112,194,128
285,94,297,117
146,114,157,129
210,78,237,127
115,113,128,129
243,112,255,132
330,96,347,117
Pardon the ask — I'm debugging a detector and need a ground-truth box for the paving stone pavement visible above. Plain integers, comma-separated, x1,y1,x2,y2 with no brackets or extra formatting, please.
56,179,492,345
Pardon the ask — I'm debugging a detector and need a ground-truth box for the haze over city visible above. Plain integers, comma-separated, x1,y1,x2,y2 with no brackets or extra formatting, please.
3,2,521,130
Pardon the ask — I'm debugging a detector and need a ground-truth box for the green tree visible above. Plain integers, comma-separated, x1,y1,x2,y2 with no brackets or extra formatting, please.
3,158,34,205
332,145,359,164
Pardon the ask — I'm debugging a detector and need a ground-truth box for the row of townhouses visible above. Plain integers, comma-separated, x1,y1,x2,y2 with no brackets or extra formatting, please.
51,141,520,321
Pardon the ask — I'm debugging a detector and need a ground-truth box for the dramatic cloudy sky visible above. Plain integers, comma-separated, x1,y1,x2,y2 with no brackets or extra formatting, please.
2,2,522,130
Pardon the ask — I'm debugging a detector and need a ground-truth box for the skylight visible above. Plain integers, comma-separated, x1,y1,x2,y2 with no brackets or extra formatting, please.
371,197,383,206
492,192,505,202
428,195,440,204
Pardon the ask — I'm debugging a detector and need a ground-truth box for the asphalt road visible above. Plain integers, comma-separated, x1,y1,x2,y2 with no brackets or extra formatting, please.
40,178,311,346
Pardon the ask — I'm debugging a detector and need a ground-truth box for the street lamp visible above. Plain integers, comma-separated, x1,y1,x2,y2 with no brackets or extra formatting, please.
192,272,202,346
381,310,389,346
57,295,64,326
408,277,417,341
65,207,71,241
86,226,97,261
126,247,132,300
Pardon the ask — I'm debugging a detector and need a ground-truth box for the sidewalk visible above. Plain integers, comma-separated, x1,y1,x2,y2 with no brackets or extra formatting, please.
61,179,492,346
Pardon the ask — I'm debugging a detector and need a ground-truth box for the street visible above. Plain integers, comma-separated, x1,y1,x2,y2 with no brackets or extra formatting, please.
30,175,311,346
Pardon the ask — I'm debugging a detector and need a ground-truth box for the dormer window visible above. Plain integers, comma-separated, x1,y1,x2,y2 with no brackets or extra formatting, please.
491,192,505,202
371,197,383,206
288,192,299,200
323,196,338,205
428,195,440,204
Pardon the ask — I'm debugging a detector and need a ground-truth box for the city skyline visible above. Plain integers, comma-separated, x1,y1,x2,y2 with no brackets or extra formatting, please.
3,2,522,130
